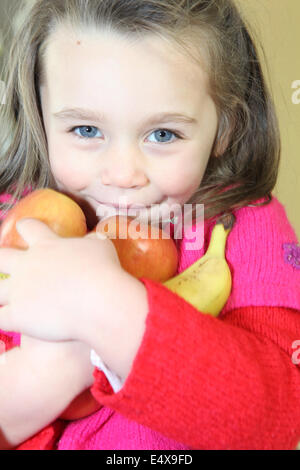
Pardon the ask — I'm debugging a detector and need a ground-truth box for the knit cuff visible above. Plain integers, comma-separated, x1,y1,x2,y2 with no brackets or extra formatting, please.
90,349,124,393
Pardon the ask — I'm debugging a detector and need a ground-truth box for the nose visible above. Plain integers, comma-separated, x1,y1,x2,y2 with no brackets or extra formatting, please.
99,145,149,189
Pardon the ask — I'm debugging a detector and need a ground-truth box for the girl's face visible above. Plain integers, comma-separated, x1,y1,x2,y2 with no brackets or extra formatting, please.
40,27,218,225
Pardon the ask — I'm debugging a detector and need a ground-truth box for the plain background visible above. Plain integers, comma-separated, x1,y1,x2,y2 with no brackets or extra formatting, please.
0,0,299,239
237,0,300,239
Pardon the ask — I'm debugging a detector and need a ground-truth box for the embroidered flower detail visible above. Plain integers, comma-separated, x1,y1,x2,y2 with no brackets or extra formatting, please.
282,243,300,270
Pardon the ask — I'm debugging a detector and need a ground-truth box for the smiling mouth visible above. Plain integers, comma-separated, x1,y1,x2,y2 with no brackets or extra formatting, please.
86,197,179,229
89,197,165,210
99,202,150,209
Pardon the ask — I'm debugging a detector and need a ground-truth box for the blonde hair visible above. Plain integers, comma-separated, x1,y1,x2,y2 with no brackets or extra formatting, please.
0,0,280,221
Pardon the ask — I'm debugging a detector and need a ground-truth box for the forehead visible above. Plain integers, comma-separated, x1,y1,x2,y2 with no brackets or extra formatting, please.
41,26,211,110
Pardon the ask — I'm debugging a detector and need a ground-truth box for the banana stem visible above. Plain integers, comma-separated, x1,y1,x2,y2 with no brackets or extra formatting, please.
205,224,229,258
205,213,235,258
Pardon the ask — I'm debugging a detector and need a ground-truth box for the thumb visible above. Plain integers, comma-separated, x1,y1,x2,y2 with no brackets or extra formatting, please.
85,229,108,241
16,218,57,246
0,305,15,335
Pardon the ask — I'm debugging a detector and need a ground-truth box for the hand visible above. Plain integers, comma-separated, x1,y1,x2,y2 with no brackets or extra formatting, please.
0,218,123,342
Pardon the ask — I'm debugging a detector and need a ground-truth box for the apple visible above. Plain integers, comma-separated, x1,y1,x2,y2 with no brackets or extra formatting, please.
59,388,101,421
94,215,178,282
0,188,87,249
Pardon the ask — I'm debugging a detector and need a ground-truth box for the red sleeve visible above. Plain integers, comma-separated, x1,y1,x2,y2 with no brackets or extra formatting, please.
91,278,300,450
15,420,66,450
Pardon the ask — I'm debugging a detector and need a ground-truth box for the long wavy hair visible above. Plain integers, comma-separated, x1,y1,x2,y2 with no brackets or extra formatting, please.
0,0,281,221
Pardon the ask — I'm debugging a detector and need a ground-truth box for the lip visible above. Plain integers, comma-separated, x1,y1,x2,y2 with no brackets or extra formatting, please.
99,201,149,209
88,197,164,210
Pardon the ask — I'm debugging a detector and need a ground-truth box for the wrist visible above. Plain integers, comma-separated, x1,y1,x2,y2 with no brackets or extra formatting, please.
85,270,149,381
21,336,94,390
63,340,96,389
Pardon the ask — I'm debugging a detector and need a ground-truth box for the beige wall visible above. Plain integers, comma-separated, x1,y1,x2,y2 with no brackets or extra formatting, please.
237,0,300,239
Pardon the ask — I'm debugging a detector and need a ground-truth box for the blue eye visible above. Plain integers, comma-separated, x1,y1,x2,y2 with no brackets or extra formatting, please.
68,126,183,144
71,126,102,140
148,129,181,144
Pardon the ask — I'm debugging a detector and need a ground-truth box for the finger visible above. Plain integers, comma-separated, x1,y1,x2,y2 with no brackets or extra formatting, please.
0,304,15,333
85,230,107,240
0,247,20,275
0,277,10,305
16,218,57,246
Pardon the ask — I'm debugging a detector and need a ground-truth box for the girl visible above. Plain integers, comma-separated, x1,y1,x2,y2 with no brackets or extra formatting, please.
0,0,300,450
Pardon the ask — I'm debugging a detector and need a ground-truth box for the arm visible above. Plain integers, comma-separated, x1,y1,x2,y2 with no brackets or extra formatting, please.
89,277,300,450
0,334,95,449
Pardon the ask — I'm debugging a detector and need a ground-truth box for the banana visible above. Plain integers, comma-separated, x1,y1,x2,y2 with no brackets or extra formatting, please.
163,213,235,317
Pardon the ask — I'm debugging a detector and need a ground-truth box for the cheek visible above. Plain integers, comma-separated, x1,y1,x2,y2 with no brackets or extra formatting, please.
44,117,92,191
156,155,208,198
49,151,91,191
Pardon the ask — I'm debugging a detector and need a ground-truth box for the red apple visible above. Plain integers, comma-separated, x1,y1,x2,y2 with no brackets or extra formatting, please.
59,388,101,421
0,188,87,249
94,215,178,282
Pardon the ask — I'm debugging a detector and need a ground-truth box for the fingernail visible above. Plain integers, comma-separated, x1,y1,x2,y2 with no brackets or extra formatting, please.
96,232,107,240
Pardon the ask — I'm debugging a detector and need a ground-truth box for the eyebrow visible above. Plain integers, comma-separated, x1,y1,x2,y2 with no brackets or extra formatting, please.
53,107,198,126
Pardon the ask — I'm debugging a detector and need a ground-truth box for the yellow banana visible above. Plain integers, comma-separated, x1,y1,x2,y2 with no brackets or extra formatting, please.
163,213,235,317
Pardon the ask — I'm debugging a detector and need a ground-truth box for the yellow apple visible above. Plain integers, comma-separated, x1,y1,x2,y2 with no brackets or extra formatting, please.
0,188,87,249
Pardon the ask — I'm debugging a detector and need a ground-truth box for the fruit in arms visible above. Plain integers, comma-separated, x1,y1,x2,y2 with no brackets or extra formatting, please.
0,189,179,420
94,215,179,282
0,188,87,249
59,388,101,421
163,213,235,317
96,212,235,317
0,188,235,420
0,189,234,317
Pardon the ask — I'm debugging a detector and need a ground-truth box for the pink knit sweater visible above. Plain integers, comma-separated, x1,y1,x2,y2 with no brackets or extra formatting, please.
178,195,300,315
